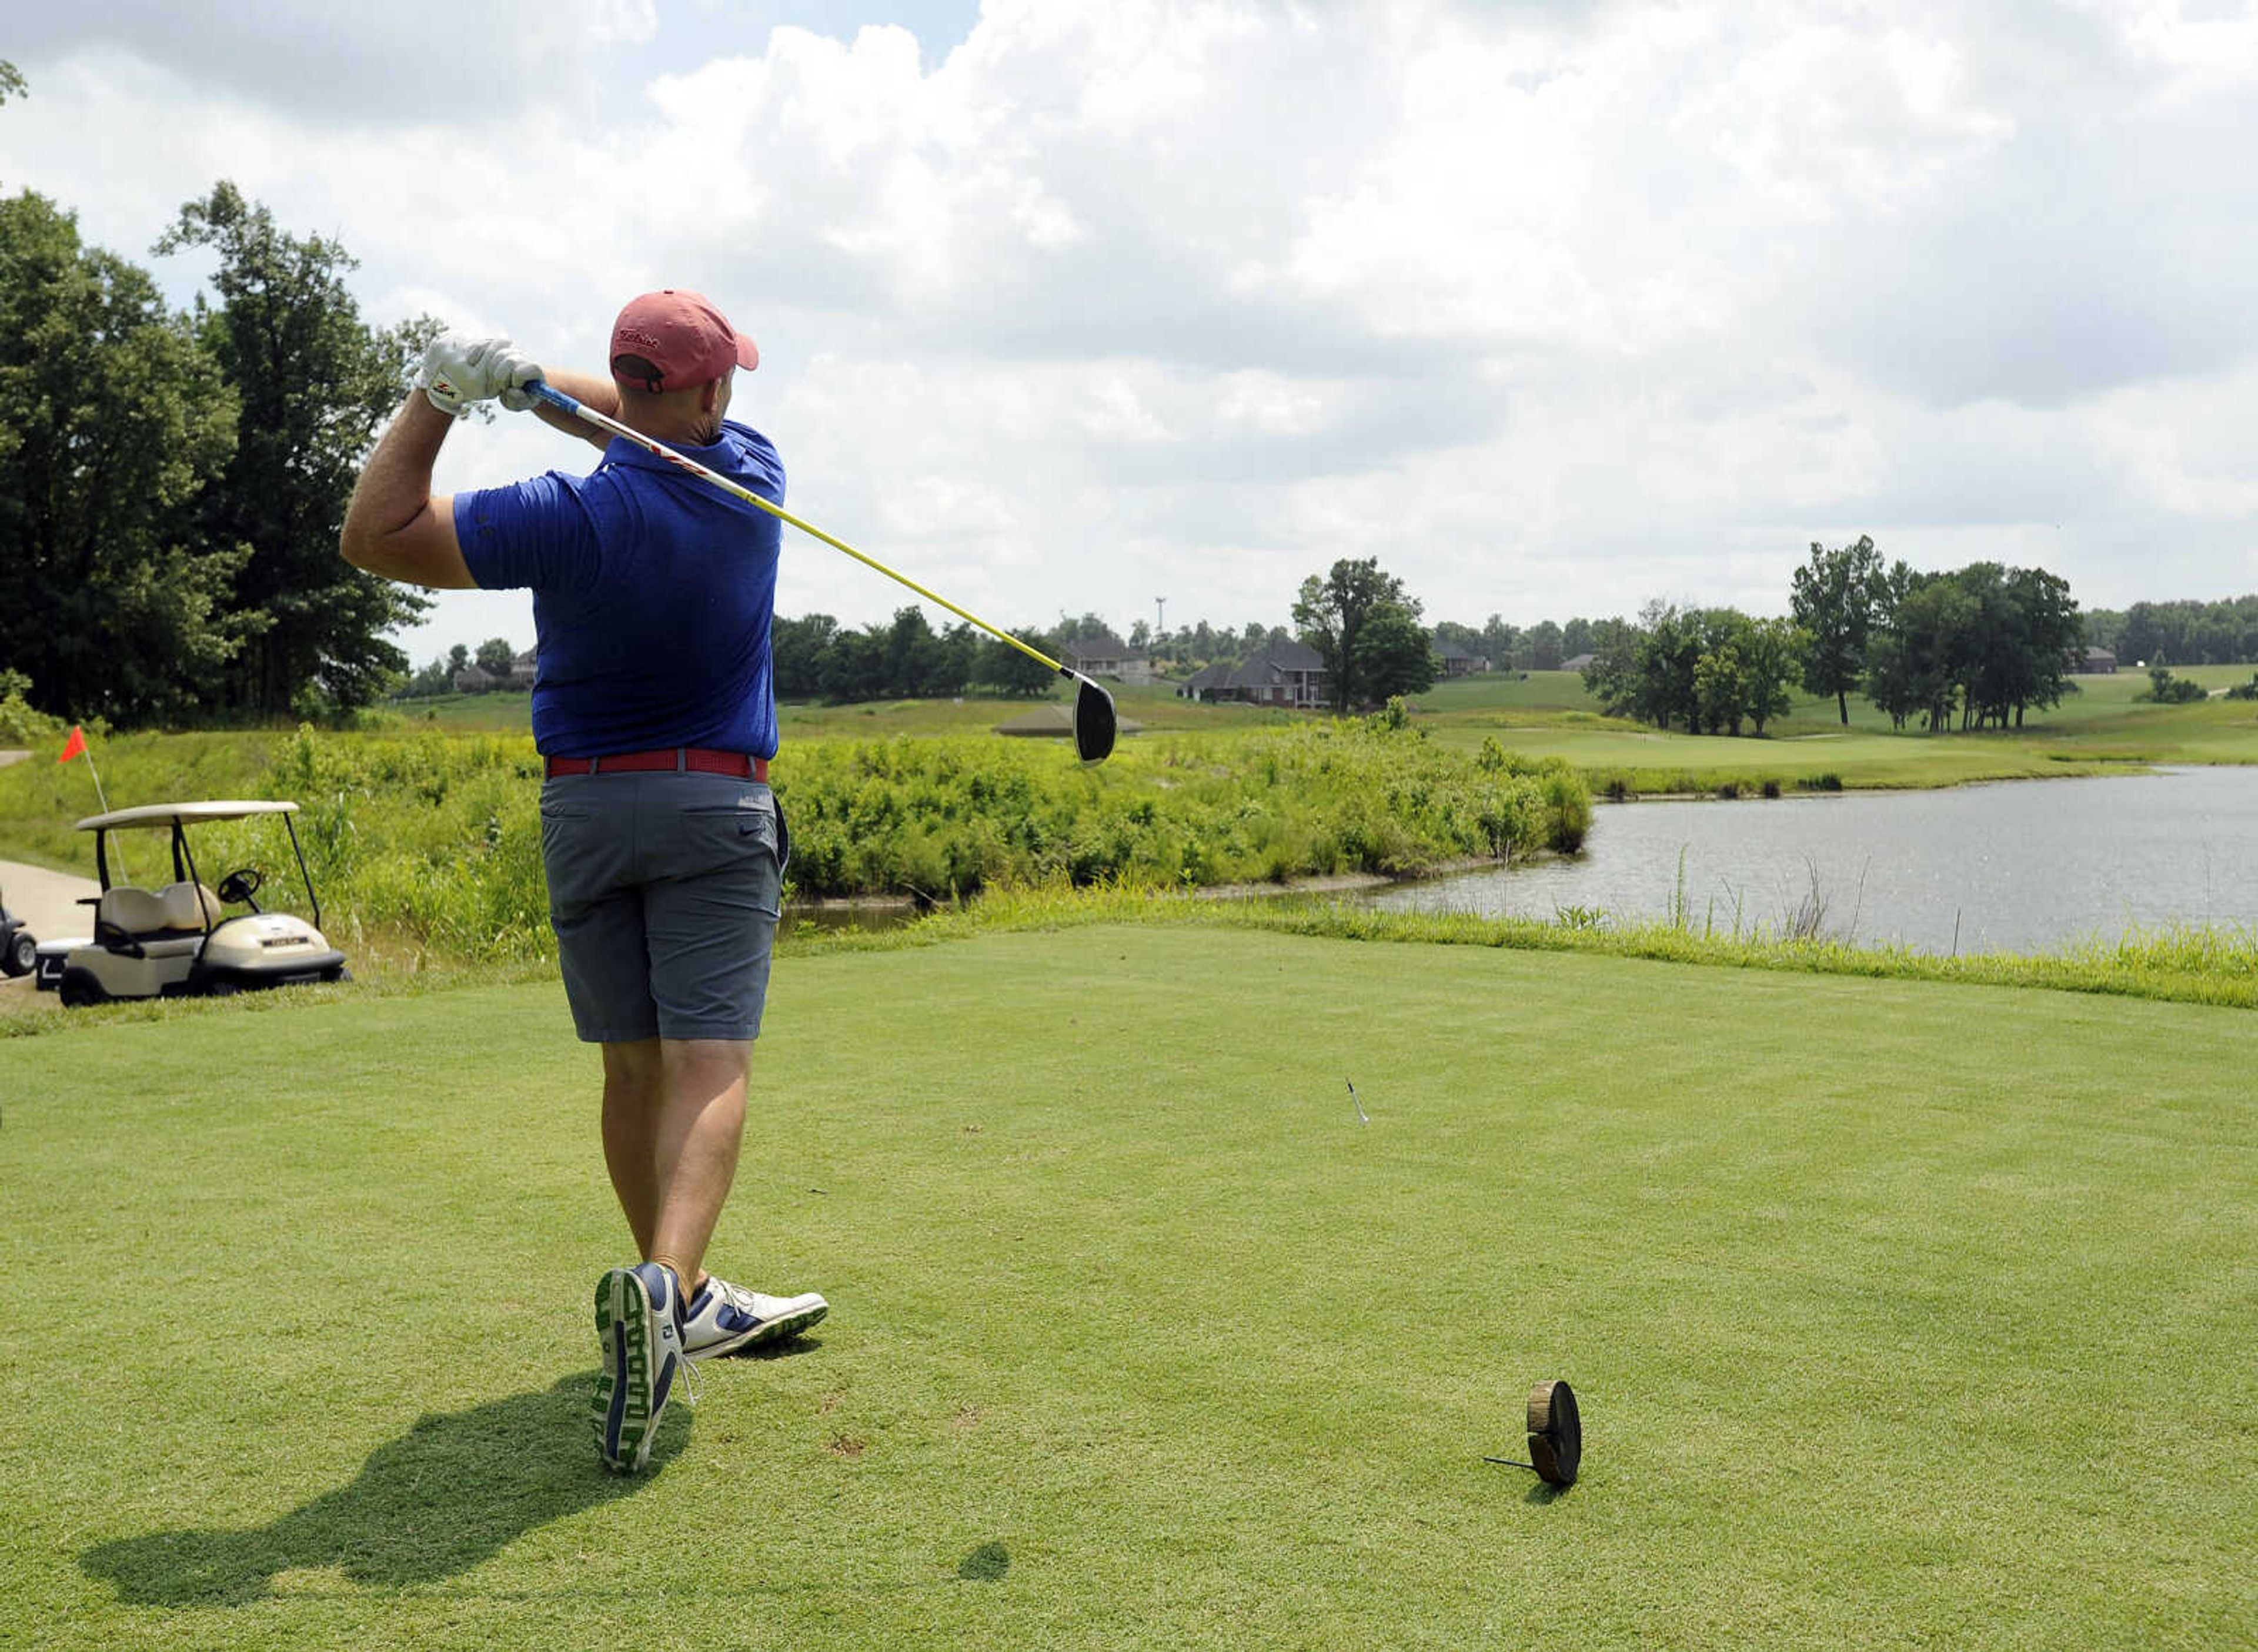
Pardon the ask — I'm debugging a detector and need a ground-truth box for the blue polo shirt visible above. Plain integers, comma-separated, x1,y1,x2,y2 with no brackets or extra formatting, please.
455,419,784,759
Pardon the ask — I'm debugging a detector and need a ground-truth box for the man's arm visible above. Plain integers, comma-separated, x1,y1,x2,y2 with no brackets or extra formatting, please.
339,394,475,588
531,367,624,452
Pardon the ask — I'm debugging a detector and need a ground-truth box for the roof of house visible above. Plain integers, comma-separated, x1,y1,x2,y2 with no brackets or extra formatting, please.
1559,652,1596,671
1256,638,1324,671
1184,662,1233,689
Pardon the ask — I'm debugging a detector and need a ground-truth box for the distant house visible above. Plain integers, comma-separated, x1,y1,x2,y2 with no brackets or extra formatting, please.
1221,639,1327,708
1435,636,1489,676
1178,662,1234,702
1062,631,1152,685
1559,652,1596,673
2079,647,2118,674
452,648,537,694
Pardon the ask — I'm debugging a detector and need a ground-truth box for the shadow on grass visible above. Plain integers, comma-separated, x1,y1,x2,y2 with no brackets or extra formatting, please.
81,1373,684,1607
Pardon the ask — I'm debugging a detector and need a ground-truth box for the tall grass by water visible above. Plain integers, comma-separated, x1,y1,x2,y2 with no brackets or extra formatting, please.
0,720,1589,967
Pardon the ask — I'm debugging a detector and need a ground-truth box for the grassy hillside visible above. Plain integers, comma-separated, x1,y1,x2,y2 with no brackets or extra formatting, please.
392,666,2258,792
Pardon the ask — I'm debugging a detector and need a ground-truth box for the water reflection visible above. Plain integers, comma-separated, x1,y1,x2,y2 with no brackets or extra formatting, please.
781,900,921,936
1360,767,2258,955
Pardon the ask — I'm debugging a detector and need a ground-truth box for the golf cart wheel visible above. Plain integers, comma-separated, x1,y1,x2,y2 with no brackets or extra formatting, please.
3,931,34,977
1526,1379,1581,1487
58,969,107,1009
323,964,350,984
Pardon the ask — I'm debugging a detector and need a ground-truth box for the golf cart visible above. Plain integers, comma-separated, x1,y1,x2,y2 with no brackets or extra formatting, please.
0,879,36,977
53,800,349,1008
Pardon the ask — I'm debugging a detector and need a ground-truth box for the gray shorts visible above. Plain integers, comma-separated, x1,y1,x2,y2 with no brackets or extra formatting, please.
538,771,787,1044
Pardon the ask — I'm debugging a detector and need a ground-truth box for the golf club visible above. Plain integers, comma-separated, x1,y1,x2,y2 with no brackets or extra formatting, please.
522,380,1117,764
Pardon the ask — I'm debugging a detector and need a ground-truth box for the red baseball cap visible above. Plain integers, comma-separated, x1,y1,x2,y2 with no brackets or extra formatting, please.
609,289,759,392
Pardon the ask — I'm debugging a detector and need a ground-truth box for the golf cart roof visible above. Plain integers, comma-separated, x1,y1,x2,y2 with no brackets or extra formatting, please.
75,800,302,832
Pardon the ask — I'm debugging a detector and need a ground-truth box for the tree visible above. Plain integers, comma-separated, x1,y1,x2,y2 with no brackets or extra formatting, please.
1434,619,1485,657
154,182,435,715
1694,637,1747,735
771,613,837,700
1,60,26,105
1521,620,1565,671
475,637,516,679
1739,616,1802,735
1791,535,1882,725
447,643,470,675
1579,617,1639,712
1481,614,1520,673
1355,600,1439,700
976,628,1060,695
1293,557,1415,712
0,190,246,723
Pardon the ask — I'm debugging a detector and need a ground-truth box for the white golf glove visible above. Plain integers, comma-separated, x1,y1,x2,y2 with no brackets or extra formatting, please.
419,333,543,416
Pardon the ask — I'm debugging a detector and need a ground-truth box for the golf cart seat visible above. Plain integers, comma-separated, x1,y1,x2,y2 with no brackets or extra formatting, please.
96,887,173,935
94,882,222,952
158,881,225,929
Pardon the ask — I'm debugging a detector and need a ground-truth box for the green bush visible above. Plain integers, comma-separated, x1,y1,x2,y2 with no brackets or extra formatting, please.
0,721,1588,964
0,670,68,746
2143,667,2207,704
781,721,1582,898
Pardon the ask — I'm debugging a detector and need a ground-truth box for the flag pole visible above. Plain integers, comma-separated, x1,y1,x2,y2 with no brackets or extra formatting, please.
58,724,123,879
82,753,112,816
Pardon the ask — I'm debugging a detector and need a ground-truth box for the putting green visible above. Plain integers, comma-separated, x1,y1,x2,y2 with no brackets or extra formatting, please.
5,928,2252,1648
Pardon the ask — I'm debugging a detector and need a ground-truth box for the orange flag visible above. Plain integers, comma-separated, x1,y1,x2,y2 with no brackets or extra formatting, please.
58,724,87,764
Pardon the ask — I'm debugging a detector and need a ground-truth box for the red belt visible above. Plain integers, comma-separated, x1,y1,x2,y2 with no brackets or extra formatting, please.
545,747,769,781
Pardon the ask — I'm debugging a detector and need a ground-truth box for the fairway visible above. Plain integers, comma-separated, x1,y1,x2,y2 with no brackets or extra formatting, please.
5,929,2253,1648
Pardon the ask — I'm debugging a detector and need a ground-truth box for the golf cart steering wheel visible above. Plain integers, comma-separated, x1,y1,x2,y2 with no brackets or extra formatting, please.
216,868,264,910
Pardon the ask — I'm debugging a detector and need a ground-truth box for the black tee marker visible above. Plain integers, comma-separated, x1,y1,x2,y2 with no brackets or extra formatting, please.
1486,1379,1581,1487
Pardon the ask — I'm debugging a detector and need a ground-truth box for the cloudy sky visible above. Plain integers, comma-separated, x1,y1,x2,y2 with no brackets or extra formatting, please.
5,0,2254,663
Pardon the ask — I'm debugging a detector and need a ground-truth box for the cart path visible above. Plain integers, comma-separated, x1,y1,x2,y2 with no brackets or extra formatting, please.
0,859,101,945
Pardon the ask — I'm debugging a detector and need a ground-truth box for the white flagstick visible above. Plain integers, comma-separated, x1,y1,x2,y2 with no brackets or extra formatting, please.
82,750,112,816
66,730,125,879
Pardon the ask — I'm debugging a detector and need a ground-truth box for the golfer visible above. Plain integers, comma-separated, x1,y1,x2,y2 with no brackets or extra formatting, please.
341,291,826,1474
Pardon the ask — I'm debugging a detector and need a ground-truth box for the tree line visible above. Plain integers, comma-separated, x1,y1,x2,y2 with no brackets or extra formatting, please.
1580,607,1803,735
2085,596,2258,668
1582,538,2084,736
0,175,429,725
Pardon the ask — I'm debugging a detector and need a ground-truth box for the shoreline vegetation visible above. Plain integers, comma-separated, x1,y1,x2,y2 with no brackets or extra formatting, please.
4,666,2256,1033
8,884,2256,1042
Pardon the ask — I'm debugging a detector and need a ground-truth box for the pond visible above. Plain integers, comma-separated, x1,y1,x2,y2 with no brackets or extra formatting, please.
1359,767,2258,955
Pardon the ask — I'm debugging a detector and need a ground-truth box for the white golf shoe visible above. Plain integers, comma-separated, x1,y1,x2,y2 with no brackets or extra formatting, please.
592,1262,687,1474
680,1273,829,1359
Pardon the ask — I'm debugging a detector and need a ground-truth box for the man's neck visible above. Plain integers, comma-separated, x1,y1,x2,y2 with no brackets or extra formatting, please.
627,410,722,447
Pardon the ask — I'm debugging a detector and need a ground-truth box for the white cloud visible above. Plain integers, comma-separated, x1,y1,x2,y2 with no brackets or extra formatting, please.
2,0,2254,668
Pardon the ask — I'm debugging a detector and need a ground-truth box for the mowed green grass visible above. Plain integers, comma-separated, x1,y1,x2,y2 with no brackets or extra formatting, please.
6,928,2254,1649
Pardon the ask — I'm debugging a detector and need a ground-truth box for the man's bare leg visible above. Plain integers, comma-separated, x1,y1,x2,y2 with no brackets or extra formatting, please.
601,1036,750,1294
